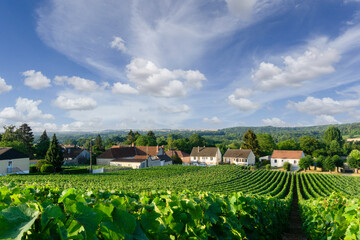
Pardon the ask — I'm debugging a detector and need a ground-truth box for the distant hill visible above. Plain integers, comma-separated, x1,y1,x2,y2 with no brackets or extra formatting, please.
37,122,360,143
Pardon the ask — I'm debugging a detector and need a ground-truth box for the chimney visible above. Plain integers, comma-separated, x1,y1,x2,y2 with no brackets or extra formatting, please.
156,145,159,153
198,146,200,152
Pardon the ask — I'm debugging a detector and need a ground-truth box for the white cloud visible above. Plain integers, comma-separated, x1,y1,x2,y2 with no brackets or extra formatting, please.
0,77,12,93
287,96,360,115
252,47,340,91
314,115,341,125
112,82,139,95
22,70,51,89
54,75,103,92
232,88,254,98
0,97,54,122
53,96,97,111
126,58,206,97
262,117,287,127
59,120,101,132
228,95,260,111
203,116,222,124
158,104,190,113
110,36,127,52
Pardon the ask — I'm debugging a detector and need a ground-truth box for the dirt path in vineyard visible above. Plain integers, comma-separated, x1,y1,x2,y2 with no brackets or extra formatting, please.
282,175,307,240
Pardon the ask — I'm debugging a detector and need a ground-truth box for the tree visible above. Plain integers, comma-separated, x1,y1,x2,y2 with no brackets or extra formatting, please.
328,140,342,156
2,125,17,142
135,135,156,146
146,131,156,145
299,136,320,156
126,130,136,144
348,149,360,173
324,156,335,172
332,155,343,172
283,162,291,171
15,124,35,158
171,154,182,165
277,139,300,151
36,130,50,159
324,126,343,146
241,129,260,157
257,133,276,156
94,134,104,151
189,134,206,148
314,155,325,171
299,156,312,172
45,134,64,172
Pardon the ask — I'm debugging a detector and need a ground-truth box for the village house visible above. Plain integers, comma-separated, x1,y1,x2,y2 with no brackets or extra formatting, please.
62,146,90,164
165,149,190,164
190,146,222,166
140,148,173,168
223,149,255,165
0,147,29,175
96,145,166,169
270,150,305,171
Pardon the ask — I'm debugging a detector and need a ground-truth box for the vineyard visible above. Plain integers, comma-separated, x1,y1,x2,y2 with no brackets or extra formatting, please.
0,165,359,239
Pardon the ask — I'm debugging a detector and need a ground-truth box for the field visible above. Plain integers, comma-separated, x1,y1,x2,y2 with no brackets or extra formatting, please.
0,165,360,239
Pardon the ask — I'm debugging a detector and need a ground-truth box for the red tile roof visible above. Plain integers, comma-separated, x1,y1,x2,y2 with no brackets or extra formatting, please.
97,146,160,159
271,150,304,159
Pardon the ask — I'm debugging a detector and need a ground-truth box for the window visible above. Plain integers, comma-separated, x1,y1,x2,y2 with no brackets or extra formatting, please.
210,157,213,160
282,160,284,162
244,159,247,162
274,159,277,163
294,160,297,164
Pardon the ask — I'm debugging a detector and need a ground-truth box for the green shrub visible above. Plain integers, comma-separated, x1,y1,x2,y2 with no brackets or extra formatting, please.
62,168,89,174
36,160,46,171
41,164,54,173
266,164,271,171
283,162,291,171
29,165,37,173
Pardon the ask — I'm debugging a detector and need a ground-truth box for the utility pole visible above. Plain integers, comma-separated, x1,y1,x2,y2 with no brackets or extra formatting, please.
90,139,94,173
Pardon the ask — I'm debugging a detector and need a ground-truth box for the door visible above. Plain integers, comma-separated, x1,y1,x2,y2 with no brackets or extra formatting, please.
7,161,13,173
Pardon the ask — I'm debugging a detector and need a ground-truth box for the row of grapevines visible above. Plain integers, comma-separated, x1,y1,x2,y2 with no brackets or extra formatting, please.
0,184,291,239
299,193,360,239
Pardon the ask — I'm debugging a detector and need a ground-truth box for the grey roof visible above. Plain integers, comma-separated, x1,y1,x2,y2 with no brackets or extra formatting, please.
0,148,28,160
156,154,173,162
190,147,218,157
223,149,252,158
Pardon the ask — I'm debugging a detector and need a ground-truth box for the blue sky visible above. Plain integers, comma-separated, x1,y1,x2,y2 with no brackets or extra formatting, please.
1,0,360,132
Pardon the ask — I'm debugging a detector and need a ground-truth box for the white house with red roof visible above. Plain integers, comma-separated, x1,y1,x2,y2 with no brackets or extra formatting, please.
270,150,305,171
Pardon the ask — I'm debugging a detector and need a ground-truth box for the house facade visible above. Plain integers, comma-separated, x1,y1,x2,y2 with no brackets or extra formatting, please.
270,150,305,171
190,147,222,166
97,145,166,169
140,148,173,168
63,146,90,164
0,148,29,175
223,149,255,165
165,149,190,164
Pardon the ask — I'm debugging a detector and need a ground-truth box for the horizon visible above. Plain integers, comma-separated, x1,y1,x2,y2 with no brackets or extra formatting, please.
1,1,360,132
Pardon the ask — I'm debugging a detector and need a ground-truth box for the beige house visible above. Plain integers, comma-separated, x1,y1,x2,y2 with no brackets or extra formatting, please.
0,148,29,175
271,150,305,171
190,147,222,166
223,149,255,165
97,145,166,169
